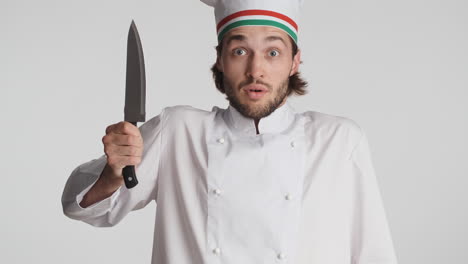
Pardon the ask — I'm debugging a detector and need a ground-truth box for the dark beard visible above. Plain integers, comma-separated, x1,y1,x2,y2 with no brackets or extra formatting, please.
224,78,289,120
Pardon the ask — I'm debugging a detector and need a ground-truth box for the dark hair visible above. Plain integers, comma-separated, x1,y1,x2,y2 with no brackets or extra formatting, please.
210,36,308,97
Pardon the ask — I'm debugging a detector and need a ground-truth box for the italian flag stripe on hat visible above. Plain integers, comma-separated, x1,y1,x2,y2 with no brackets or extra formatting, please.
201,0,304,44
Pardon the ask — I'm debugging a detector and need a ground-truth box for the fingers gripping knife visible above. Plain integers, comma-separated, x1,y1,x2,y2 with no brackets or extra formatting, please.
123,20,146,189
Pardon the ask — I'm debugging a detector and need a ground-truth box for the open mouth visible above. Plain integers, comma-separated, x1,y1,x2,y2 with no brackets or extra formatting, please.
243,85,268,100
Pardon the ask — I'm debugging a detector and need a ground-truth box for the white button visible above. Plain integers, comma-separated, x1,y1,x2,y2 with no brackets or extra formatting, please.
217,138,225,144
212,189,222,195
284,193,292,200
277,252,286,260
290,141,295,148
212,247,221,255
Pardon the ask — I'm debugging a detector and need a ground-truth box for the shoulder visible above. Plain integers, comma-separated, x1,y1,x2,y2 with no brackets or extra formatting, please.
301,110,362,134
162,104,220,118
163,104,210,116
299,110,364,156
160,104,221,127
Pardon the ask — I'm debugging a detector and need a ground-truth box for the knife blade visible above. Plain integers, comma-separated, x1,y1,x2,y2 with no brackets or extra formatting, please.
123,20,146,189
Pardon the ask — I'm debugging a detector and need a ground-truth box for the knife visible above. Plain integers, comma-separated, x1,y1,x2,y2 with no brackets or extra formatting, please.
122,20,146,189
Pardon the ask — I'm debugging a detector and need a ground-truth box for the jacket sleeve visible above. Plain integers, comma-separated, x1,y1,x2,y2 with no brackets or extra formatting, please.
349,128,398,264
61,108,166,227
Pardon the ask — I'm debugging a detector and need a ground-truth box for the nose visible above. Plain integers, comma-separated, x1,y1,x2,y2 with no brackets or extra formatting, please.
246,52,265,80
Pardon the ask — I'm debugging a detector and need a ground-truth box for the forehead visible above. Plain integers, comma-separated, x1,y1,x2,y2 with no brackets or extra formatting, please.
222,26,292,47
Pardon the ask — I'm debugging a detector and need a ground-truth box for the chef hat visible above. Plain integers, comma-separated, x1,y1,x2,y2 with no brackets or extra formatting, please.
201,0,304,44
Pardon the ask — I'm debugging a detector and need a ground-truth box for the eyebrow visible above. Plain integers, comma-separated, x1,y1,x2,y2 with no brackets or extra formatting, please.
225,34,246,47
224,34,288,47
265,35,287,46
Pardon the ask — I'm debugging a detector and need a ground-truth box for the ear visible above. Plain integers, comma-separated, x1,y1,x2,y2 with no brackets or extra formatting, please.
215,52,224,72
289,49,301,76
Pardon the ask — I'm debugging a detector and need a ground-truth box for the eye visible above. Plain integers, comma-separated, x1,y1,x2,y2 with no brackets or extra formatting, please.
233,48,246,56
269,50,280,57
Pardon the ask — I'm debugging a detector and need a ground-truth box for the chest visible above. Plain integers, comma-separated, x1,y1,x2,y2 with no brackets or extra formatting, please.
205,130,306,213
157,115,356,263
158,116,310,263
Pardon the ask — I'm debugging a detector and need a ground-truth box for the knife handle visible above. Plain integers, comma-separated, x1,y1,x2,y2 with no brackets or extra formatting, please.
122,122,139,189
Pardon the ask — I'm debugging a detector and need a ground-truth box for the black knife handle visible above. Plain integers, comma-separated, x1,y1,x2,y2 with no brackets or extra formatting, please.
122,121,139,189
123,165,138,189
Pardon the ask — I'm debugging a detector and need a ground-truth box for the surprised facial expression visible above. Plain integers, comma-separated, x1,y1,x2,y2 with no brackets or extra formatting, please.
216,26,301,120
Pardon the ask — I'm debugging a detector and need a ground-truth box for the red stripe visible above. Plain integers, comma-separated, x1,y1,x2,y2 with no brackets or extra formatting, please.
216,9,298,32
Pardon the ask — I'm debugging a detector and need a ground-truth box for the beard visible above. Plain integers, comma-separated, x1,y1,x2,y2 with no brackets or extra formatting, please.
224,76,290,120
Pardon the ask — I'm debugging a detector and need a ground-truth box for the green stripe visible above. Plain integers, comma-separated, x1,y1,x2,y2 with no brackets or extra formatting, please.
217,19,297,43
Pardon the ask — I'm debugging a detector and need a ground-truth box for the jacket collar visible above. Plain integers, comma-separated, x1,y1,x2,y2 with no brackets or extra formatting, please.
224,100,296,136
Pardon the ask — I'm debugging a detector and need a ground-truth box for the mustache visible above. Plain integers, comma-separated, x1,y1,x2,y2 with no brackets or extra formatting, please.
238,79,272,90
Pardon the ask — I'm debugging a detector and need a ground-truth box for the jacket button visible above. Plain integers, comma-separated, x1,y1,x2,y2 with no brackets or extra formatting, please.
217,138,225,144
212,247,221,255
277,252,286,260
284,193,292,200
212,188,222,195
290,141,295,148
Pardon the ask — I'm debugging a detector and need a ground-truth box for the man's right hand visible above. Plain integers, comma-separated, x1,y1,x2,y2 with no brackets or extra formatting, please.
79,121,143,208
102,121,144,179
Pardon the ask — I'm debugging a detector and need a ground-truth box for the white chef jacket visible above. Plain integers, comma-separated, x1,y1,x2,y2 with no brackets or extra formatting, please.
62,101,398,264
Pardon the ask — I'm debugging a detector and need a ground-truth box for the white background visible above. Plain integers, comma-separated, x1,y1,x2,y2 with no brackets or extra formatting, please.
1,0,467,263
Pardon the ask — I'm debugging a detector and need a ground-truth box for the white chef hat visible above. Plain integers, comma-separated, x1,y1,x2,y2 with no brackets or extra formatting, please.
201,0,304,44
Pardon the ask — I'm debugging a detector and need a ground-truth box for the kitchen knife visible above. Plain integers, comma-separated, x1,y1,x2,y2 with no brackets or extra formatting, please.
123,20,146,189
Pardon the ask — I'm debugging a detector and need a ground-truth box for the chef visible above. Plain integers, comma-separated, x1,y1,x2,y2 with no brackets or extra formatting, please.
61,0,399,263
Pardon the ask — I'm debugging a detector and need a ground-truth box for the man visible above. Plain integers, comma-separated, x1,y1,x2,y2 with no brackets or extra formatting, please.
62,0,398,263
